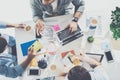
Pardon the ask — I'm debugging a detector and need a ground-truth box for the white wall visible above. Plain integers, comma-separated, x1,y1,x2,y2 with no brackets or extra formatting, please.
0,0,32,36
0,0,32,23
0,0,120,23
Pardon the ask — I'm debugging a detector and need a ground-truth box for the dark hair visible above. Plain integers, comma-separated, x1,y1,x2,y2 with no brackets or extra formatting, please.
68,66,91,80
0,37,7,53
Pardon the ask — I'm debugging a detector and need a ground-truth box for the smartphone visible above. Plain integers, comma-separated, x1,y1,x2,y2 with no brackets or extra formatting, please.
28,69,40,76
104,51,114,63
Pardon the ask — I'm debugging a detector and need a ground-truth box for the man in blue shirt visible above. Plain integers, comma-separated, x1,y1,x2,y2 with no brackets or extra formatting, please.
0,22,38,78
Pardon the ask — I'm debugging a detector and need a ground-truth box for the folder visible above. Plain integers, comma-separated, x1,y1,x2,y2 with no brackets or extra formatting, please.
20,40,36,56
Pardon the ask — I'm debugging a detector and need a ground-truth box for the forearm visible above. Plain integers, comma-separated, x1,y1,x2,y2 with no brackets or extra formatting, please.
73,0,85,14
6,23,17,28
0,65,24,78
33,16,44,23
85,58,101,68
20,57,33,70
73,11,83,19
30,0,43,22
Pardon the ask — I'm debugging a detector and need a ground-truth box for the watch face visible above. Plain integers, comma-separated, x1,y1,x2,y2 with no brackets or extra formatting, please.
72,17,79,22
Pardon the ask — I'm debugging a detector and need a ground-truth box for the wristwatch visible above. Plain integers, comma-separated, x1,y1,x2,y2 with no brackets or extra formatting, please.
72,17,79,22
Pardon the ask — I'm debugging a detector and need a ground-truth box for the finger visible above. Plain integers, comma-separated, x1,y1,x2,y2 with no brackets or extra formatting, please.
20,24,26,28
36,23,41,29
74,26,77,31
68,26,72,31
36,52,47,56
72,26,77,32
71,28,74,33
28,47,34,53
79,51,84,55
40,26,44,32
36,28,40,36
74,55,80,58
70,27,74,33
66,25,70,28
19,23,26,28
28,47,31,51
79,49,86,54
38,29,41,34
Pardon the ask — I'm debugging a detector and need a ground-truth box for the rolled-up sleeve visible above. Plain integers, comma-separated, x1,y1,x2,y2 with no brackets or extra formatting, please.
30,0,44,22
6,65,24,78
0,22,7,28
0,64,24,78
8,35,16,47
72,0,85,13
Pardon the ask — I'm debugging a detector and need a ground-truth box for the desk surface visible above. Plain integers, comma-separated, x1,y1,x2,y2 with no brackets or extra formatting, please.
15,14,120,80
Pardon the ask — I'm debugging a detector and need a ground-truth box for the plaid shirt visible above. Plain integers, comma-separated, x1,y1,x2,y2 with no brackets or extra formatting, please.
0,23,24,78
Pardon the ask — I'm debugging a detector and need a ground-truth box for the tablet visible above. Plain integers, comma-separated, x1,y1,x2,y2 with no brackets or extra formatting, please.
86,53,104,62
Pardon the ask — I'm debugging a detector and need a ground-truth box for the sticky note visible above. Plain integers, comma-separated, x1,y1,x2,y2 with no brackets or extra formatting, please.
53,24,60,31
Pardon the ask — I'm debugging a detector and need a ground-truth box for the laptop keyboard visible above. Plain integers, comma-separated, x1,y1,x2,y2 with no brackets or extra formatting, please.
57,26,81,41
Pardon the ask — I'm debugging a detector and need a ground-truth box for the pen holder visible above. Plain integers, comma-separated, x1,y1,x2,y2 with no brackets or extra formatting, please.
38,59,47,69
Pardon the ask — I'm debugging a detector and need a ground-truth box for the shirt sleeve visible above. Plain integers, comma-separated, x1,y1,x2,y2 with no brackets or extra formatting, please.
8,35,16,47
0,64,24,78
89,66,110,80
30,0,44,22
0,22,7,28
72,0,85,13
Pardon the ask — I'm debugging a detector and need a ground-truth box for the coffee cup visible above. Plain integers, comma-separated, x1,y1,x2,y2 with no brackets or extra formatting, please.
24,25,31,31
50,64,56,71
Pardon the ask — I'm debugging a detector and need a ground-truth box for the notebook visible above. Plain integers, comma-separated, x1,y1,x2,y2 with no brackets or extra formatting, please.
20,40,36,56
20,39,42,56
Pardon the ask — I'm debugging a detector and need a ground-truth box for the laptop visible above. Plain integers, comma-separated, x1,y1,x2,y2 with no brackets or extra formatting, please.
56,25,83,45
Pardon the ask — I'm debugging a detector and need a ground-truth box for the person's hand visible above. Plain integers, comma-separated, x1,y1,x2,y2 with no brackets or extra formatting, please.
36,19,45,36
27,48,37,60
15,24,26,28
75,51,101,67
75,52,90,62
68,21,78,32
